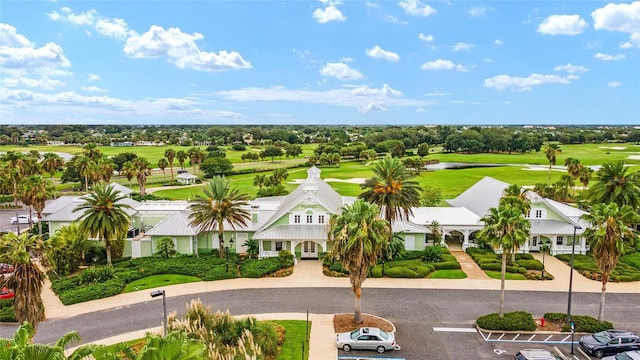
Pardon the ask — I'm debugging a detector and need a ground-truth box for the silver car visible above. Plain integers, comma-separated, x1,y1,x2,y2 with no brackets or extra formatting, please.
603,350,640,360
336,327,400,353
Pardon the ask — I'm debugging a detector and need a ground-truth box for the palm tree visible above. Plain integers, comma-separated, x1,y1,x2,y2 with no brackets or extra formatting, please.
253,174,267,190
587,161,640,208
0,232,48,329
158,158,169,183
177,150,187,171
1,151,25,207
165,148,176,184
544,142,562,184
501,184,531,216
48,224,89,276
21,175,55,235
577,164,594,190
75,154,92,192
0,321,98,360
188,176,251,258
329,199,388,323
131,157,152,196
42,152,65,180
476,204,531,317
428,220,442,245
82,142,102,161
581,203,639,321
97,155,115,183
74,183,132,266
120,160,135,188
187,147,205,177
564,157,582,179
359,155,421,262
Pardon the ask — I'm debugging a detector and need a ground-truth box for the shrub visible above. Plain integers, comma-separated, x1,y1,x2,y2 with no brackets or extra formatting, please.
433,261,461,270
396,250,424,260
155,237,177,259
371,260,434,278
80,266,116,284
58,279,126,305
516,253,534,260
516,259,544,271
240,258,283,278
423,246,444,263
544,313,613,333
476,311,536,331
0,299,16,322
278,250,294,267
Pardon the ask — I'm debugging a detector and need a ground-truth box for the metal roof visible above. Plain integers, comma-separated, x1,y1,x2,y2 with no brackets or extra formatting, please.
145,211,198,236
529,219,586,235
410,207,482,226
446,176,510,216
43,197,140,222
252,224,328,240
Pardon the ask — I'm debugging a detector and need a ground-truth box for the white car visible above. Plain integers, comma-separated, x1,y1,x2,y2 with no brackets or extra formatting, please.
336,327,400,353
10,215,37,224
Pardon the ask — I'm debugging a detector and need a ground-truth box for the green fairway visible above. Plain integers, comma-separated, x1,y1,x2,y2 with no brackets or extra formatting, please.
123,274,201,293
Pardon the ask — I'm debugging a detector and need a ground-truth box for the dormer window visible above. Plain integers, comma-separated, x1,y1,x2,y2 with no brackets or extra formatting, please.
535,210,543,218
306,214,313,223
294,215,301,223
318,215,325,224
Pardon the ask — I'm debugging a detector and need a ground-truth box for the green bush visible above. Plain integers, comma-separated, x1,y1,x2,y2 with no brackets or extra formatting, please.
516,259,544,271
479,263,502,271
544,313,613,333
0,299,16,322
423,246,444,263
278,250,294,267
371,260,434,278
433,261,461,270
58,279,126,305
80,266,116,284
396,250,424,260
476,311,537,331
516,253,534,260
240,258,283,278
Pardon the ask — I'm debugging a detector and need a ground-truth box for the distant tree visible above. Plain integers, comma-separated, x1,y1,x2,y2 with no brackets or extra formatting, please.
417,143,430,157
165,148,176,184
201,157,233,177
421,184,443,206
544,142,562,185
262,146,283,162
158,158,168,183
111,152,138,172
285,144,303,158
41,152,65,180
177,150,187,170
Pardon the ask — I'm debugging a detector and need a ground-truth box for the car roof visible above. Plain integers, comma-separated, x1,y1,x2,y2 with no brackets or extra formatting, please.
602,330,639,338
517,349,559,360
359,327,385,335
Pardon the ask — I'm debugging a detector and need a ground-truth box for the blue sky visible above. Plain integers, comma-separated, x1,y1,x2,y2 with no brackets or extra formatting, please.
1,1,639,125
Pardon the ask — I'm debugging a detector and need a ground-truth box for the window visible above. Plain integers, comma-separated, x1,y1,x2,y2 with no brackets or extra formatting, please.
532,236,537,246
556,236,563,245
275,241,283,251
294,215,301,224
318,215,325,224
535,210,543,218
306,214,313,224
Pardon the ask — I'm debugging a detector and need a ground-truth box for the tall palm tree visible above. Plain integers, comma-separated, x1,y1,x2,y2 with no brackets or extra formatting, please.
187,147,205,177
158,158,169,183
177,150,187,171
581,203,639,321
564,157,582,179
359,155,421,261
165,148,176,184
74,154,92,192
82,142,102,161
97,155,115,183
577,164,594,190
131,157,152,196
120,160,135,188
21,175,55,235
587,161,640,208
42,152,65,180
188,176,251,258
74,183,132,266
501,184,531,216
544,142,562,184
329,200,388,323
0,232,49,329
1,151,25,207
0,321,98,360
429,220,442,245
476,204,530,317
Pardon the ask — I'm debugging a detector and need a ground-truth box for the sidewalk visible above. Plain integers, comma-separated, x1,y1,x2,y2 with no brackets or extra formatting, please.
42,258,640,359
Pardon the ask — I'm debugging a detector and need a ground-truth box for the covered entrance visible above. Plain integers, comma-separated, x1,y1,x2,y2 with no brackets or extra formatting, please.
301,241,318,258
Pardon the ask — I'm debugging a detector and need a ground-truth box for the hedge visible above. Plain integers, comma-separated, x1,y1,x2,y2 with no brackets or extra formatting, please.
516,259,544,271
0,299,16,322
476,311,537,331
544,313,613,333
241,257,283,278
371,260,434,278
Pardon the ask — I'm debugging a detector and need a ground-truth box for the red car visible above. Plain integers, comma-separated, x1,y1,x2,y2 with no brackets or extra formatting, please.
0,288,14,300
0,263,14,274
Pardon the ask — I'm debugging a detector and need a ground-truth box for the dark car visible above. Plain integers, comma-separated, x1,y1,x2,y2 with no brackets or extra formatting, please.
579,330,640,358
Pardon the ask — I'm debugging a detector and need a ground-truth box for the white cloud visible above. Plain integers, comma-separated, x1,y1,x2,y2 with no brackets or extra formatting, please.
124,25,252,71
384,15,408,25
592,2,640,33
2,77,65,90
554,63,588,73
313,5,346,24
452,42,474,51
420,59,469,72
494,39,504,46
608,81,621,88
398,0,436,17
482,58,495,63
416,107,425,112
47,7,97,26
216,110,243,118
366,45,400,62
425,91,450,97
88,74,100,81
359,103,387,113
537,14,588,35
81,86,108,92
95,18,135,40
215,84,430,110
621,33,640,49
466,6,491,18
0,24,32,47
319,62,364,80
418,33,434,42
484,73,575,91
366,1,378,8
594,52,625,61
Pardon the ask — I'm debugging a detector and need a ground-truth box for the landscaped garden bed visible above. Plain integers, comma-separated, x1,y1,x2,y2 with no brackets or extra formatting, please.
51,251,294,305
323,246,465,279
556,252,640,282
476,311,613,332
466,247,553,280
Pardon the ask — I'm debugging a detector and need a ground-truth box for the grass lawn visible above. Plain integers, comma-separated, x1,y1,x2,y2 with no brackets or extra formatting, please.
123,274,201,293
556,252,640,282
485,271,527,280
272,320,310,360
429,269,467,279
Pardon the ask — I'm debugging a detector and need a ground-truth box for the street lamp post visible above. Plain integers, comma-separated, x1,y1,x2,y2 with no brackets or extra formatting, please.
566,224,582,354
150,290,167,337
225,237,234,273
540,240,549,278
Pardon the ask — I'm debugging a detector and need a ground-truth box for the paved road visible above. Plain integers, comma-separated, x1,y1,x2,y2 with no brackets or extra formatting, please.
5,288,636,360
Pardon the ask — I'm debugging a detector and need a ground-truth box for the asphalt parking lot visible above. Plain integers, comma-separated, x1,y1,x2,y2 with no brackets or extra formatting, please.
0,208,33,234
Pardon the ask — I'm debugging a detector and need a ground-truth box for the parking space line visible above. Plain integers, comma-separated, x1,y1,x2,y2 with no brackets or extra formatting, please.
432,327,477,333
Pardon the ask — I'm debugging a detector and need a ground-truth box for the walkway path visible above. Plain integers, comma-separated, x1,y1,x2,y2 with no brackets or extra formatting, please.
450,250,490,279
38,257,640,359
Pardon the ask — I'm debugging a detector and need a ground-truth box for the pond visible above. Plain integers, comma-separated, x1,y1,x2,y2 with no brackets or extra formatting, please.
423,162,512,170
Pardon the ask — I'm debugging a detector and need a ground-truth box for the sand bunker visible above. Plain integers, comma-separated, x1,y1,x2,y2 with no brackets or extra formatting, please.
599,146,627,150
627,155,640,160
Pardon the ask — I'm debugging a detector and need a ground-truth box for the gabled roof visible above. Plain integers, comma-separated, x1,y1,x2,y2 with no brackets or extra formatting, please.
42,196,78,215
410,207,482,226
542,198,588,228
177,173,198,179
145,212,198,236
529,219,586,235
447,176,510,216
392,220,429,233
108,182,134,196
43,196,140,222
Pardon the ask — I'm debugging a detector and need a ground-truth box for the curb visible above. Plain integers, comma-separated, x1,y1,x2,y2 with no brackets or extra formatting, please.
334,313,397,333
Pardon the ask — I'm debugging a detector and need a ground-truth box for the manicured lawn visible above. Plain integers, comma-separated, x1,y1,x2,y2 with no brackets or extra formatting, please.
272,320,310,360
485,271,527,280
123,274,201,293
556,253,640,282
429,269,467,279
